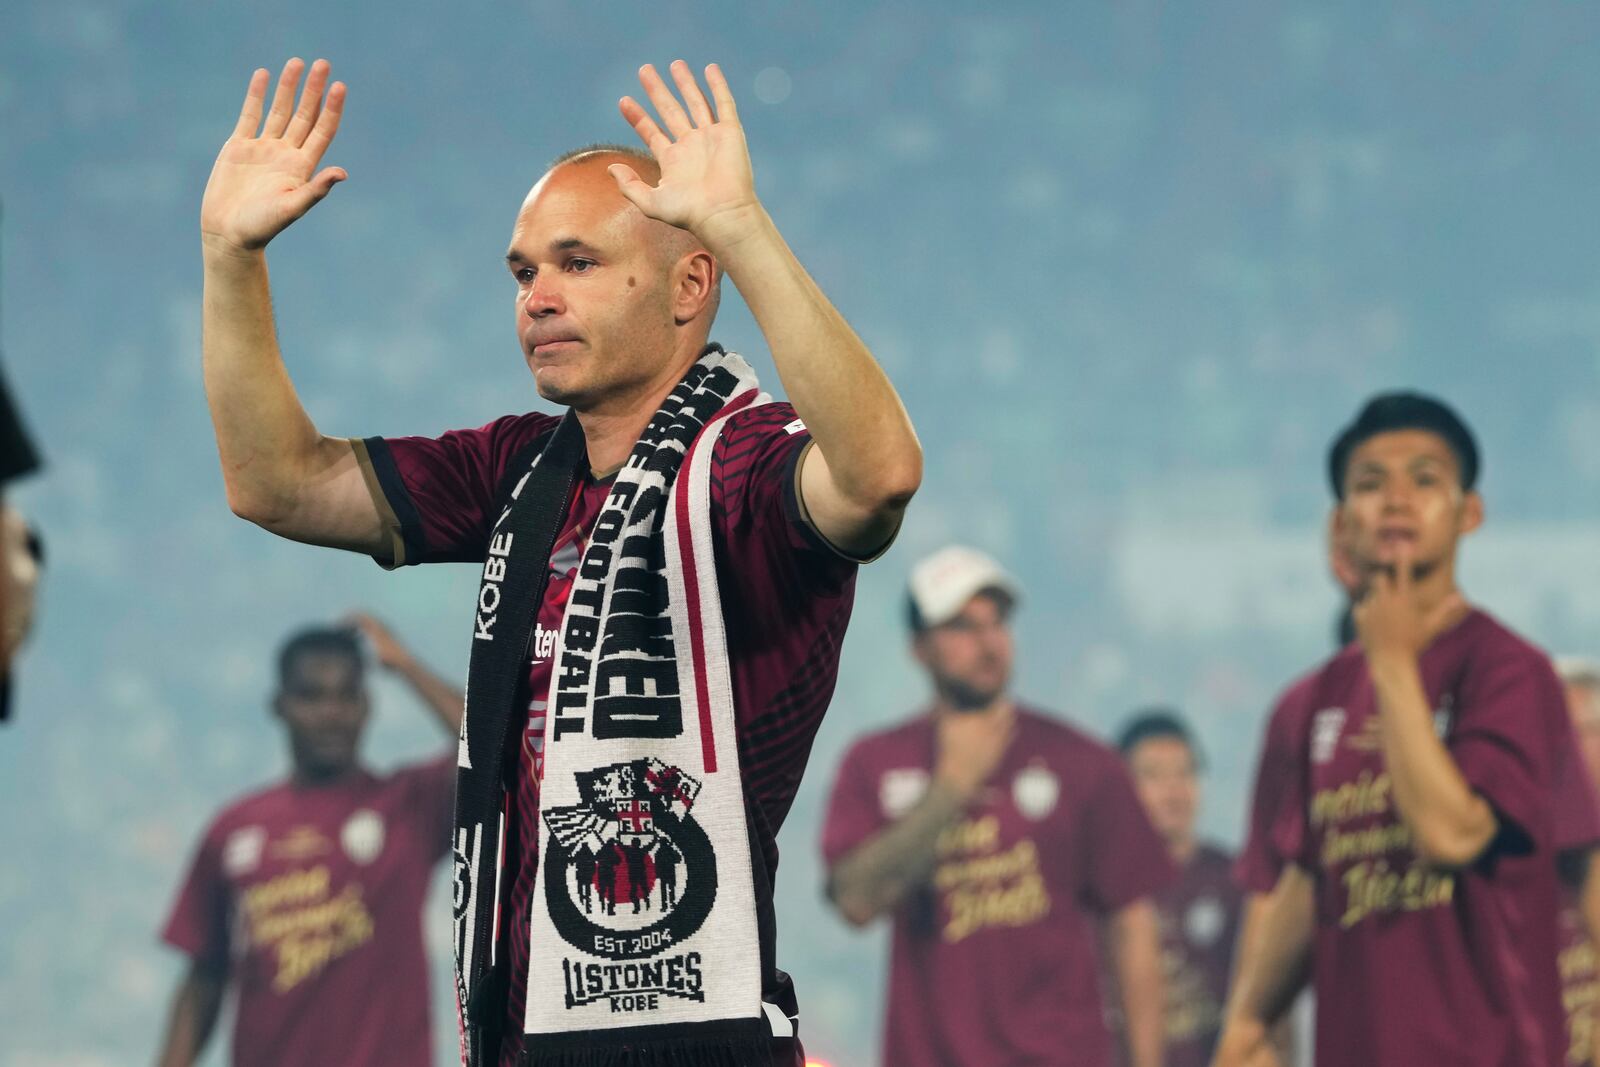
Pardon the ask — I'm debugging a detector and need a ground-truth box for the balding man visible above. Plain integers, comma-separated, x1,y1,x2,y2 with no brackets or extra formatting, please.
198,58,921,1067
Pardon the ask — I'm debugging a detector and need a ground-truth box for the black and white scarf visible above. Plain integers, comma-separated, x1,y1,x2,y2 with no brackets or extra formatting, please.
452,346,794,1066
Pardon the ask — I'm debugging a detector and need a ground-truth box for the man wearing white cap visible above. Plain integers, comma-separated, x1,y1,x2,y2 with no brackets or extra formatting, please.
820,546,1172,1067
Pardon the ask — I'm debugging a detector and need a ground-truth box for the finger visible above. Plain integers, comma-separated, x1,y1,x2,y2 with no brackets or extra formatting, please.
669,60,714,128
637,63,694,138
618,97,671,155
1393,542,1414,597
302,82,347,164
290,166,347,216
705,63,738,123
232,68,270,138
262,57,306,138
284,58,331,147
607,163,655,214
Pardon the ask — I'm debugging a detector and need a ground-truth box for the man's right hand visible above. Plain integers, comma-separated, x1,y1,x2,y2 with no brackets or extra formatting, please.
933,706,1014,799
201,58,347,255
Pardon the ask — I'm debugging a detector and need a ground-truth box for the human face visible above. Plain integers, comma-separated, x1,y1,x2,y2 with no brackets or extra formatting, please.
1567,682,1600,789
1332,429,1482,589
275,651,368,780
913,592,1014,711
1127,736,1199,850
505,160,704,413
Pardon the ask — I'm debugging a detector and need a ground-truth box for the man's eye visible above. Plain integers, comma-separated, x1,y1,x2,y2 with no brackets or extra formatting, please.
514,268,535,284
569,258,595,273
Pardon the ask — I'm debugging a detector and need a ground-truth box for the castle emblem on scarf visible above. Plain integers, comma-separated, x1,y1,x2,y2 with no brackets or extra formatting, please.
544,758,718,1010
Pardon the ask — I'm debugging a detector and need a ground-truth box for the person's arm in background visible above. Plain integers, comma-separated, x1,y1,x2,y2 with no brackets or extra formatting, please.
1213,866,1314,1067
153,960,226,1067
1230,896,1299,1065
347,613,462,735
1109,898,1165,1067
827,708,1012,925
200,59,389,554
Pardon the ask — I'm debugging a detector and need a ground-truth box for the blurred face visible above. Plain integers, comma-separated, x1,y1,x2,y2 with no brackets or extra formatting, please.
275,651,369,779
506,158,714,414
1567,682,1600,788
1332,429,1483,590
913,592,1014,711
1127,736,1199,849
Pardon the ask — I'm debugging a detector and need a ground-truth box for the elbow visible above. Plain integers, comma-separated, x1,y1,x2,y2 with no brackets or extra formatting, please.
859,445,924,516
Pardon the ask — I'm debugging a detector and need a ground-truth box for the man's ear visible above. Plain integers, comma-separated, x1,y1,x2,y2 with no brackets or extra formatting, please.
672,250,718,325
1460,490,1485,536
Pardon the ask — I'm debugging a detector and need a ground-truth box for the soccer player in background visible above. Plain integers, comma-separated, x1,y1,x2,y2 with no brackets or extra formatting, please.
1215,392,1600,1066
1118,711,1240,1067
821,546,1171,1067
155,615,462,1067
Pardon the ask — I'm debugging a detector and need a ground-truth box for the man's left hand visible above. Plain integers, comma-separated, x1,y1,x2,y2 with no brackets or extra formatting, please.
610,61,761,248
1352,544,1466,668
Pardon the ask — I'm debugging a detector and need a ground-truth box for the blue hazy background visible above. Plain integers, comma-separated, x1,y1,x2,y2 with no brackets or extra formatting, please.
3,2,1600,1064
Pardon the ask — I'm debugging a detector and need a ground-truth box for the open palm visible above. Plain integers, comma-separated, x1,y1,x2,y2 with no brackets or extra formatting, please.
201,58,347,253
612,62,759,243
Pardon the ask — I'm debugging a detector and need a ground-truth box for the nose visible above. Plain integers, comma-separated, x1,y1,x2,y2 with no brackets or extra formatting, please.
523,274,565,319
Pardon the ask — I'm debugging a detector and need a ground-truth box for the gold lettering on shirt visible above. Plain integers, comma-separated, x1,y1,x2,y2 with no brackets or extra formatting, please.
1561,932,1600,1065
241,865,376,992
931,816,1051,943
1308,770,1457,928
1338,858,1455,928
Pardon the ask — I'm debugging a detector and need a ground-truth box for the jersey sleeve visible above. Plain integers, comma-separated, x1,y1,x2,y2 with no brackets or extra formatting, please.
1552,724,1600,856
351,412,559,566
160,822,232,967
1451,650,1566,854
398,751,459,863
1079,758,1176,912
820,741,889,870
1235,682,1311,892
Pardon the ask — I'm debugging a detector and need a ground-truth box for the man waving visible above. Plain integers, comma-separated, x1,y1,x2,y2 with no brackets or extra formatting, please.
199,57,920,1067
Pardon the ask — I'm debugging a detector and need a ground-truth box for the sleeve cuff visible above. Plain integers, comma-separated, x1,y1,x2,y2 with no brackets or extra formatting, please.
785,439,902,565
350,437,428,569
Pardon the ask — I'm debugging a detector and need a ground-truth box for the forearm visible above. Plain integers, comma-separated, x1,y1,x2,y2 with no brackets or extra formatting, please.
201,243,350,527
1228,867,1313,1030
702,208,921,509
1370,654,1496,866
155,970,224,1067
393,653,465,735
828,781,968,925
1110,900,1165,1067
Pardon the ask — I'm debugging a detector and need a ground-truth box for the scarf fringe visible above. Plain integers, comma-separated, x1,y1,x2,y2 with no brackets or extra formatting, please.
524,1035,784,1067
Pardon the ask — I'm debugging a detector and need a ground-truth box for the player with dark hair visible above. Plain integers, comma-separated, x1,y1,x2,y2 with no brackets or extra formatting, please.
821,546,1171,1067
155,615,462,1067
1216,392,1600,1066
1116,710,1241,1067
198,57,919,1065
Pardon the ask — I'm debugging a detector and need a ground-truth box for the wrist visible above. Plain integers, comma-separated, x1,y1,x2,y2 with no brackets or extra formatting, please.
693,201,772,259
201,234,267,269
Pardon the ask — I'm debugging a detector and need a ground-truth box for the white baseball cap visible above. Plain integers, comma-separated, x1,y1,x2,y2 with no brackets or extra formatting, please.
907,545,1021,630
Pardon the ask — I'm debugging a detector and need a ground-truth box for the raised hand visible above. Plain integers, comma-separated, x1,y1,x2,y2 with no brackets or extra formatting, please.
610,61,760,245
1353,543,1467,667
345,612,411,673
201,58,347,254
934,707,1015,800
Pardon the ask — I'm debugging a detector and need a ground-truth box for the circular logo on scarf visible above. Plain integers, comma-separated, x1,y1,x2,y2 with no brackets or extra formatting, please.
542,758,716,962
1012,764,1059,821
1185,895,1226,948
341,809,385,866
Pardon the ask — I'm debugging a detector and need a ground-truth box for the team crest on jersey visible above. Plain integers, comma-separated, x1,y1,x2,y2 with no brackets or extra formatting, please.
1184,895,1226,948
341,809,385,865
1012,764,1059,820
223,826,266,876
543,756,716,1010
1311,707,1347,765
879,768,930,819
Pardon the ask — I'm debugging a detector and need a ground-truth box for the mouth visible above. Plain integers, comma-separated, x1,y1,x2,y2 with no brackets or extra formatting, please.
1376,528,1417,547
530,338,582,358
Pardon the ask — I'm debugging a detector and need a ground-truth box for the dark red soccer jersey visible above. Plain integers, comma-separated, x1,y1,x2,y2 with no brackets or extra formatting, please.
1154,844,1242,1067
821,706,1174,1067
1268,609,1600,1067
161,756,455,1067
365,402,859,1064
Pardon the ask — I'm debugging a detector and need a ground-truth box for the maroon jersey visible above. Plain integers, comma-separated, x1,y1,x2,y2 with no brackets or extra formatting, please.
1234,673,1317,894
366,402,858,1064
1269,609,1600,1066
1558,886,1599,1066
1156,844,1241,1067
161,756,455,1067
821,706,1173,1067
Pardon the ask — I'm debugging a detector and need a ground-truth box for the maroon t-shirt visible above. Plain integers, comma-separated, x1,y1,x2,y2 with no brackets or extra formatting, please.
368,403,859,1063
1269,609,1600,1066
1558,885,1599,1066
1234,672,1318,895
820,706,1174,1067
1155,844,1241,1067
161,756,455,1067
